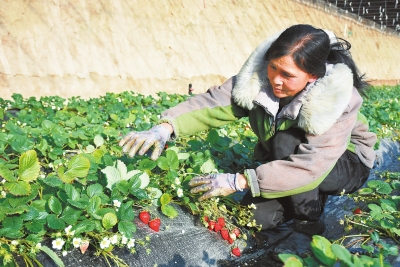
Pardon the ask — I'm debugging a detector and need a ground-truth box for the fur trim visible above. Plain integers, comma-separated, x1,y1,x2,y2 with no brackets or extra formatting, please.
232,31,282,110
298,63,354,135
232,29,338,111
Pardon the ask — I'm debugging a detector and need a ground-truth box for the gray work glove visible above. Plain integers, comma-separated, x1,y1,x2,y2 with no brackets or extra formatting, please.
119,125,171,160
189,173,241,201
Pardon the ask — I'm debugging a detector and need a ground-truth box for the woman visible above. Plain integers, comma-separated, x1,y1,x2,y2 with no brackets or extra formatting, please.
119,24,376,240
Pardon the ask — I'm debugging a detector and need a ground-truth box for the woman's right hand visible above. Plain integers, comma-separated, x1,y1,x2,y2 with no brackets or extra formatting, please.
119,124,172,160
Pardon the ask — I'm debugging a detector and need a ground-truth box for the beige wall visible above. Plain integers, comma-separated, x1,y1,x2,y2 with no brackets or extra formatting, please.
0,0,399,100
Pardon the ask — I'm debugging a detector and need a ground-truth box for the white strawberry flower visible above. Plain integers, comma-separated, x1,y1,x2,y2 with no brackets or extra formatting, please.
175,178,181,185
113,200,121,208
11,240,19,245
72,237,82,248
110,234,119,245
62,251,67,256
65,225,75,236
100,237,111,249
52,238,65,250
35,243,42,249
177,188,183,198
248,203,257,209
121,236,128,245
127,238,135,249
1,191,6,198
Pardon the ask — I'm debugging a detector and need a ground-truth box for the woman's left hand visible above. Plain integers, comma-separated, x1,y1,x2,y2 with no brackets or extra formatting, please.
189,173,238,201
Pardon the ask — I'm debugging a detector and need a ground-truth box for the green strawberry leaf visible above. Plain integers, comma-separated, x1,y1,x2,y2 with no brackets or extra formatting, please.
160,193,172,205
64,184,81,201
0,228,24,239
21,206,39,221
64,154,90,178
86,183,104,197
25,220,46,233
72,220,98,236
48,196,63,215
117,201,135,221
200,158,216,174
41,175,63,187
102,212,118,230
157,150,179,170
0,164,16,181
60,206,82,225
331,244,353,266
310,236,336,266
67,199,89,209
161,204,178,219
139,159,157,170
94,135,104,147
18,150,40,182
118,220,136,238
2,216,23,229
4,180,31,196
47,214,66,230
87,196,102,215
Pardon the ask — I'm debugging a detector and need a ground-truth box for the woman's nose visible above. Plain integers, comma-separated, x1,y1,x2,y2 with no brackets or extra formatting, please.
272,74,283,85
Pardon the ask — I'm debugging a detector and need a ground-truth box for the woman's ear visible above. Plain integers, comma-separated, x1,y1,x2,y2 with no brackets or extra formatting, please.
308,74,318,83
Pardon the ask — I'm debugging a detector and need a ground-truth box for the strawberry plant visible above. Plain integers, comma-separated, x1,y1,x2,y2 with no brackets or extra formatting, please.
0,91,258,266
280,233,398,267
0,85,398,266
361,85,400,146
344,168,400,242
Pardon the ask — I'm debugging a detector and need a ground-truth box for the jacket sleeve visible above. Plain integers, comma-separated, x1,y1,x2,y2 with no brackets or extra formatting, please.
158,77,248,138
244,90,362,199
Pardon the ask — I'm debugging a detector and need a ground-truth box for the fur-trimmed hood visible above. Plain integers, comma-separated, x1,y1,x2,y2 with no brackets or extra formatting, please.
232,31,354,135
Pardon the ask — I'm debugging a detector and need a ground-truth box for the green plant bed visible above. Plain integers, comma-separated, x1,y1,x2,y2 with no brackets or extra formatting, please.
0,85,398,267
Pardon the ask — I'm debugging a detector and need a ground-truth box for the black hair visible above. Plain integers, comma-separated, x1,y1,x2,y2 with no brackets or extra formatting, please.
265,24,369,94
327,38,369,93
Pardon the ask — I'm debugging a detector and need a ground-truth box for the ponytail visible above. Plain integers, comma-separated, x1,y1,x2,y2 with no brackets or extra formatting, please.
327,38,369,95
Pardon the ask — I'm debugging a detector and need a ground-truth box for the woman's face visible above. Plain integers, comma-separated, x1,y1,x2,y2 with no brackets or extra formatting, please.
267,55,317,98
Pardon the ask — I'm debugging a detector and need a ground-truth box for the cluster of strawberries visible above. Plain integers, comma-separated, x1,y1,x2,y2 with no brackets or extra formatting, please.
139,211,161,232
204,216,241,257
138,211,241,257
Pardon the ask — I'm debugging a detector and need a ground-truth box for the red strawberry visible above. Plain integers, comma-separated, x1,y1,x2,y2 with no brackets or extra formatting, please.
203,216,209,222
220,228,229,240
208,220,216,230
149,218,161,232
139,211,150,224
165,144,169,149
232,228,240,237
227,237,234,244
217,217,225,228
214,222,222,232
231,247,241,257
353,207,362,214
